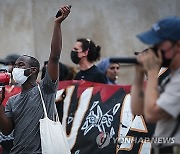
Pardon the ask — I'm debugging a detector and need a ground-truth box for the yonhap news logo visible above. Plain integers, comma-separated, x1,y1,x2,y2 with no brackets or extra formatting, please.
117,136,175,144
96,132,110,148
96,132,175,149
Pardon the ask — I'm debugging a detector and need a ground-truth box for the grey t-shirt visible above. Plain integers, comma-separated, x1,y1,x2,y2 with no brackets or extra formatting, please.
5,72,58,154
155,68,180,145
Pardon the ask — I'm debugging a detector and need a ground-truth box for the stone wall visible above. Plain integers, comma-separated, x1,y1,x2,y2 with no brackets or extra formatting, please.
0,0,179,84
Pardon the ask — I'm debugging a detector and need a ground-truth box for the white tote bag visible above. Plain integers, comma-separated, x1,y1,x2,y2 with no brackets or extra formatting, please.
38,85,71,154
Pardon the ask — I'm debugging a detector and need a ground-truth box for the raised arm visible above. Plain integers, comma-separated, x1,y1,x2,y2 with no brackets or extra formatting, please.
47,5,71,82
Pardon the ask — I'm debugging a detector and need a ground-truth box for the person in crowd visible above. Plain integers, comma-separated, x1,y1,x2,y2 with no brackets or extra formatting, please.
0,54,20,74
97,58,120,84
41,60,69,81
70,38,108,83
131,16,180,154
65,65,77,80
0,5,70,154
0,54,21,107
0,54,21,154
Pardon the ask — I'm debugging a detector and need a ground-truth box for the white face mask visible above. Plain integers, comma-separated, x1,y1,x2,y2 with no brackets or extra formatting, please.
12,68,30,85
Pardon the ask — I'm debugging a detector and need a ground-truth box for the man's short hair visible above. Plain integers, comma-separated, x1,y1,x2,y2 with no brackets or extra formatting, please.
23,55,40,72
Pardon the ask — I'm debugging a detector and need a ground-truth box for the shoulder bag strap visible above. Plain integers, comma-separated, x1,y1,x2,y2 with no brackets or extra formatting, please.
54,103,60,122
37,84,48,118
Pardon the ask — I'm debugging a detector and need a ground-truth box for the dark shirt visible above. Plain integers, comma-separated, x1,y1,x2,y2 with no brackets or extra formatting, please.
74,65,108,84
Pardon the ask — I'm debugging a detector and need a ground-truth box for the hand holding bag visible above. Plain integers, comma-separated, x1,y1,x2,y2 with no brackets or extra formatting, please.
38,85,71,154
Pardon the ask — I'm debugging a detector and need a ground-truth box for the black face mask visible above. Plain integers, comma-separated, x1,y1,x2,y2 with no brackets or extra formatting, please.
161,52,172,67
151,47,172,67
71,51,81,64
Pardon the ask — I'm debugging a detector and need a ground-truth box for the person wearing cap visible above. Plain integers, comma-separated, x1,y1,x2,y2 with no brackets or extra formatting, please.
97,58,120,84
131,16,180,154
0,54,20,74
0,54,21,154
70,38,108,83
0,54,21,107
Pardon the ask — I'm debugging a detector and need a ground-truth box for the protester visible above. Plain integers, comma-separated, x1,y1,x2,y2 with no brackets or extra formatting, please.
41,61,69,81
131,16,180,154
0,5,70,153
0,54,21,154
0,54,20,73
0,54,21,107
97,58,120,84
71,38,108,83
65,65,77,80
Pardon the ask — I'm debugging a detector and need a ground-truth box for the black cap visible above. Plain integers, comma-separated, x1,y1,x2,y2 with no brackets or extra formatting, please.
0,54,20,65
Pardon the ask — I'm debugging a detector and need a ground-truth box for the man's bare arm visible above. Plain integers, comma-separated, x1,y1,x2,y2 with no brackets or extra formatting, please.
144,70,171,123
131,65,145,115
139,50,170,122
47,5,71,82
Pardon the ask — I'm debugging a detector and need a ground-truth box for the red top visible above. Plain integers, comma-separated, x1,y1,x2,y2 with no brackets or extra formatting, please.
2,85,21,106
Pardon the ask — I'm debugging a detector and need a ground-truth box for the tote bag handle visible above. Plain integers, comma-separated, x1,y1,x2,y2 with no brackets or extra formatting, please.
37,84,59,121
